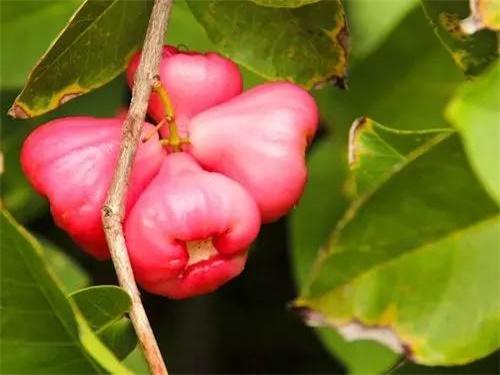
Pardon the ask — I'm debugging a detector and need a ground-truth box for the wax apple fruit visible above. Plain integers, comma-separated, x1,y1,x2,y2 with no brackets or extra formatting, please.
188,82,319,222
127,45,242,137
21,116,165,259
125,153,260,299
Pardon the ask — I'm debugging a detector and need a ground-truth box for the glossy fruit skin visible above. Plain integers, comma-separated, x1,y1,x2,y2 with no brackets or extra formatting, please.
125,153,260,299
188,82,319,222
126,45,243,137
21,116,165,259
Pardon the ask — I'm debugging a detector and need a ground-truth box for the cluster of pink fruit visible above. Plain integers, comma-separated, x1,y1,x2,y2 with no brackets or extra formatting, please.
21,45,319,299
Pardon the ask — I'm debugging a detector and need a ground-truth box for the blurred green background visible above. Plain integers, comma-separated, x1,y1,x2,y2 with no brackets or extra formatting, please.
1,0,498,373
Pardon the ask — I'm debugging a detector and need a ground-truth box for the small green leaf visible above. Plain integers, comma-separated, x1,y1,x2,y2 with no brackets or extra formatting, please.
446,61,500,204
0,209,131,374
187,0,348,88
298,132,499,365
348,117,451,195
291,138,399,373
421,0,498,75
250,0,320,8
70,286,137,359
99,319,137,360
9,0,153,119
461,0,500,33
70,286,132,331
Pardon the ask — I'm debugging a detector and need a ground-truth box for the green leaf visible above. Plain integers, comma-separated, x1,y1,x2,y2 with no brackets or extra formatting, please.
291,138,398,373
70,286,132,331
446,61,500,205
42,239,90,293
298,132,500,365
348,117,452,195
70,286,137,359
166,0,214,51
250,0,320,8
315,6,465,138
0,209,131,374
124,347,149,374
9,0,153,119
0,0,81,89
99,319,137,360
421,0,498,75
461,0,500,33
345,0,418,59
187,0,348,88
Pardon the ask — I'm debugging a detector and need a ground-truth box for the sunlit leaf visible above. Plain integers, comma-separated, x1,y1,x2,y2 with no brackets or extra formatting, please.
348,117,451,195
446,61,500,204
297,130,499,365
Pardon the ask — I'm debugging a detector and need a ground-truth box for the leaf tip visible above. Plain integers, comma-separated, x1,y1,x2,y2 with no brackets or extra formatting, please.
8,103,30,119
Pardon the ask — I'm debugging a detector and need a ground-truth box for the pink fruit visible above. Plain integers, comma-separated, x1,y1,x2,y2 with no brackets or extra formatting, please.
125,153,260,299
187,82,319,222
126,45,243,137
21,116,165,259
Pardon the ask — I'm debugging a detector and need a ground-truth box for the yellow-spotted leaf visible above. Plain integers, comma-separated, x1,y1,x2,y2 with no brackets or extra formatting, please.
187,0,348,88
421,0,498,75
297,128,499,365
8,0,153,119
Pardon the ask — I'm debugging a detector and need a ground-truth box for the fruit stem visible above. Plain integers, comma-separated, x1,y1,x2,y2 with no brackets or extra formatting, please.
153,81,175,119
152,82,189,151
142,117,167,143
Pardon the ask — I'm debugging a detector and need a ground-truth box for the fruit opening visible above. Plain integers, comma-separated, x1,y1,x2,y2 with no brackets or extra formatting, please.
186,238,219,267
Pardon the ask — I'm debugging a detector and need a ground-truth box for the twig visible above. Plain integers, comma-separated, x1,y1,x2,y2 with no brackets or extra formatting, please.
102,0,172,374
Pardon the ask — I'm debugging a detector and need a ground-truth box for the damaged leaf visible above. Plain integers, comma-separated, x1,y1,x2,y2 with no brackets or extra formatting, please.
9,0,153,119
461,0,500,33
298,127,500,365
348,117,451,195
421,0,498,75
187,0,348,88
